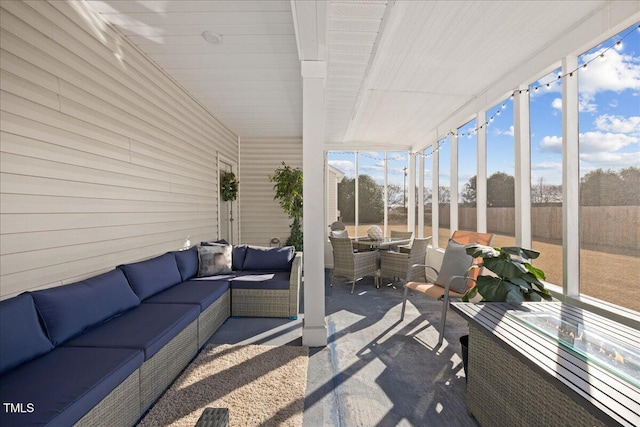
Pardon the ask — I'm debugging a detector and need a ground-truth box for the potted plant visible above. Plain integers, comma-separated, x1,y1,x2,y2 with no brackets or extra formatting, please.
220,171,239,231
461,245,552,303
458,245,552,378
269,162,303,250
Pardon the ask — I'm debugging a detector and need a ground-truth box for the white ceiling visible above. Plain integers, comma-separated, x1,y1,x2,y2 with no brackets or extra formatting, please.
88,1,638,150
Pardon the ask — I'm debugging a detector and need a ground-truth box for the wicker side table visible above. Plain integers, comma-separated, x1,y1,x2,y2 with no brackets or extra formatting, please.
194,407,229,427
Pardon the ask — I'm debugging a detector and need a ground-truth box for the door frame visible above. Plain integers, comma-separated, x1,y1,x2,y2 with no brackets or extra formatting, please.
217,153,239,245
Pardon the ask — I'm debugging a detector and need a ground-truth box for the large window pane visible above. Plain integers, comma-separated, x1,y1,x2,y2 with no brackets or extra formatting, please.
487,98,516,247
578,25,639,312
438,137,451,248
357,152,385,237
386,152,409,237
530,66,563,286
329,151,355,236
458,119,477,233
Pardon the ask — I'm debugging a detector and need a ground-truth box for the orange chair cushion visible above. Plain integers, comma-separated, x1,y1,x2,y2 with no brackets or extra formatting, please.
405,281,466,299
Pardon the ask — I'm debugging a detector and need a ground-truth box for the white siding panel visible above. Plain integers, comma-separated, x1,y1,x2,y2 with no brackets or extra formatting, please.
0,0,237,299
239,138,302,247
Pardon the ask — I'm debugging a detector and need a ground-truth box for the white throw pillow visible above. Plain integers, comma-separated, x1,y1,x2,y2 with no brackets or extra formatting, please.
197,244,232,277
367,225,383,240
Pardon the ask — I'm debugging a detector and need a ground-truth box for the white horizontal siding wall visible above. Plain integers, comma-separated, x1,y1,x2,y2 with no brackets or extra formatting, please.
239,138,302,247
0,0,238,299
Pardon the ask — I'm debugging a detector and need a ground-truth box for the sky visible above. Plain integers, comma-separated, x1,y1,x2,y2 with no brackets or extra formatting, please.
329,23,640,188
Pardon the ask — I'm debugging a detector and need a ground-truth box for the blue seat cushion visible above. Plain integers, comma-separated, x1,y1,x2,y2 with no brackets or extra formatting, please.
171,246,199,281
0,346,143,427
145,280,230,311
0,293,54,375
230,271,291,290
63,304,199,360
118,253,182,300
242,246,294,271
31,269,140,346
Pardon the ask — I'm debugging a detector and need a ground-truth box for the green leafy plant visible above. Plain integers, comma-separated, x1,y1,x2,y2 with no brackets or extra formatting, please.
220,171,239,202
269,162,303,250
462,245,553,302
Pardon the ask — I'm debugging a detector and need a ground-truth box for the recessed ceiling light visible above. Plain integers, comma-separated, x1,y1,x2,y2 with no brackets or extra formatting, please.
202,30,223,44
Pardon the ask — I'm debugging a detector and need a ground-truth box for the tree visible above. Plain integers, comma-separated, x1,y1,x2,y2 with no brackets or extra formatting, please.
487,172,515,207
337,175,384,223
269,162,303,250
387,184,404,206
619,167,640,206
531,177,562,204
438,186,450,203
461,176,477,206
580,169,622,206
580,167,640,206
459,172,515,207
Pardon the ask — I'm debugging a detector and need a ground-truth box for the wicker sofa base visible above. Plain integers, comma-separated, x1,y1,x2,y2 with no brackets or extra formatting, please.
140,319,199,412
467,324,606,427
232,289,294,318
198,290,231,348
74,369,140,427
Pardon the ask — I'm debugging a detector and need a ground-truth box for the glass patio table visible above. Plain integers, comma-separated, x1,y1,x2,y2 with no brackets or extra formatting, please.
351,237,412,251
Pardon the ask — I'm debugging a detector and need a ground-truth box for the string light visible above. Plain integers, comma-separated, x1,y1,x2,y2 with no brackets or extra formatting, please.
409,22,639,159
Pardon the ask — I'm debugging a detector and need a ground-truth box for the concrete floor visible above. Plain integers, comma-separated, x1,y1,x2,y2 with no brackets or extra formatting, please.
208,271,479,427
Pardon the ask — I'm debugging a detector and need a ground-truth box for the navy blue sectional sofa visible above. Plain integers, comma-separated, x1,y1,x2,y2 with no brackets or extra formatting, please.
0,245,301,426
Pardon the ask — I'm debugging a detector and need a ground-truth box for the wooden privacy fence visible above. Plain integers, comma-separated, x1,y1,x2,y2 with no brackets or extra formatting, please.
436,205,639,253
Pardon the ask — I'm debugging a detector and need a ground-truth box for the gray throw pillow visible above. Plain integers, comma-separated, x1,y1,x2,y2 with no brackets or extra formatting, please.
435,239,474,293
197,244,232,277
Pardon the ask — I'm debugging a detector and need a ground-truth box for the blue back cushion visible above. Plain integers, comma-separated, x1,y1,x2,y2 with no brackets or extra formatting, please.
171,246,199,281
232,245,248,271
31,269,140,346
0,293,54,375
242,246,295,271
118,253,182,300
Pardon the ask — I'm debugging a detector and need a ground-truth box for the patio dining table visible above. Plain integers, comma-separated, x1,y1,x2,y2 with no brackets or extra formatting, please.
352,237,412,251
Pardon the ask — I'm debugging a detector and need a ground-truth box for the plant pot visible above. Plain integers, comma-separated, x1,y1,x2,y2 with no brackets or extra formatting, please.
460,334,469,381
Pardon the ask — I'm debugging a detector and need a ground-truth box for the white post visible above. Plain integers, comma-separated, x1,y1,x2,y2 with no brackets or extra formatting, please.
476,110,487,233
563,56,580,297
418,153,424,238
407,153,416,232
450,133,459,236
301,60,327,347
432,143,440,248
384,152,388,236
514,86,532,248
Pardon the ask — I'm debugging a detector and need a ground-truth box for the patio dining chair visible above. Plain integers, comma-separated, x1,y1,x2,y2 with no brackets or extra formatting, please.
389,230,414,252
329,236,379,294
400,231,494,345
380,237,431,284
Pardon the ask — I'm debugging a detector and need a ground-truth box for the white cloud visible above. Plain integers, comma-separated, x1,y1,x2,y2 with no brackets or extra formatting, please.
540,135,563,152
539,132,638,153
594,114,640,134
551,98,562,110
579,48,640,95
580,151,640,168
579,131,638,153
496,125,514,136
532,161,562,171
579,94,597,113
328,160,354,176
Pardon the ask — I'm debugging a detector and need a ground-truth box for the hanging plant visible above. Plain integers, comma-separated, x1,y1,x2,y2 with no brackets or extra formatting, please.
220,171,239,201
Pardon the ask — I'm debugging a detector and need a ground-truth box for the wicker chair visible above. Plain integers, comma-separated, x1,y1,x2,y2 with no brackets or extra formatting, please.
380,238,430,284
401,230,494,345
329,236,379,294
389,230,414,252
